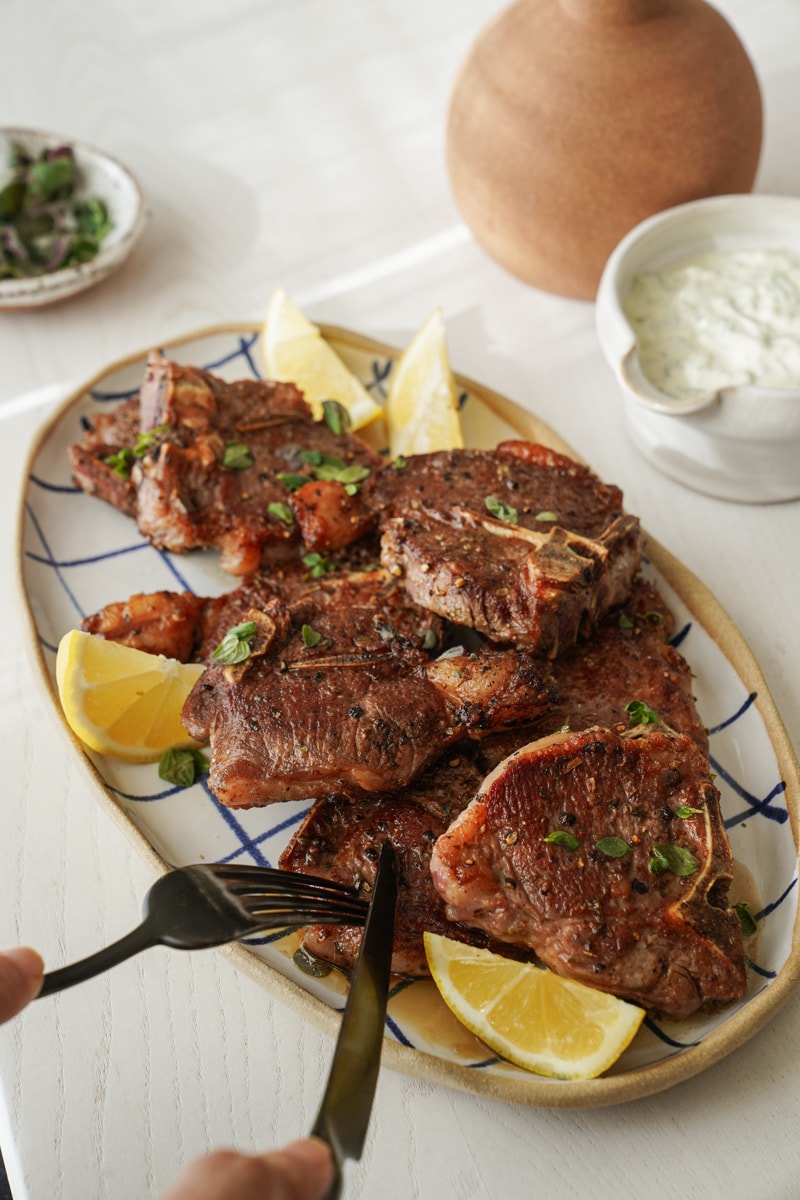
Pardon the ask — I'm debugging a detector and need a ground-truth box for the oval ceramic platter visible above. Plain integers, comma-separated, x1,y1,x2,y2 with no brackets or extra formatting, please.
15,324,800,1109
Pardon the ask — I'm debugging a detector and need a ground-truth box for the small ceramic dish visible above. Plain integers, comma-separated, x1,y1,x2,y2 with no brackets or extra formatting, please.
0,126,146,310
595,194,800,504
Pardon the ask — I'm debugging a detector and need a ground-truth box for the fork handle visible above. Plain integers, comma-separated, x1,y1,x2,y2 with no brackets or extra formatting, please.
37,920,159,997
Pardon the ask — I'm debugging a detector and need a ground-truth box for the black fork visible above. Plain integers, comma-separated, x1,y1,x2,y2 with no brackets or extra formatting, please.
37,864,369,997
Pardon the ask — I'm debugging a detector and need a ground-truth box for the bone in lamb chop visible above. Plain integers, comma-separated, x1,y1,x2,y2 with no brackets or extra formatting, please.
429,724,747,1018
279,577,736,1005
69,351,381,576
292,440,643,658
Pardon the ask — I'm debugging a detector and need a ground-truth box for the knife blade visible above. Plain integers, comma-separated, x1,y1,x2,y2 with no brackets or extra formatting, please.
311,840,398,1199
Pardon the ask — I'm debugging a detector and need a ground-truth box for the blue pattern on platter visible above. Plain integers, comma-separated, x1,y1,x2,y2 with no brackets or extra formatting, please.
20,327,799,1102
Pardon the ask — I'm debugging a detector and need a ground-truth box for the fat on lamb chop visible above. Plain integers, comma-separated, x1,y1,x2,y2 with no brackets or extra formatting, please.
178,567,554,806
292,441,642,657
69,351,382,576
429,724,747,1017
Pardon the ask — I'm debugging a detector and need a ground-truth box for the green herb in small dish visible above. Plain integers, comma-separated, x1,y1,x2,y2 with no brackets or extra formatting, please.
0,141,113,279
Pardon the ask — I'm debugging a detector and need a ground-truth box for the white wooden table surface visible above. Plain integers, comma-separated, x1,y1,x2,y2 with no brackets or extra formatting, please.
2,1,800,1197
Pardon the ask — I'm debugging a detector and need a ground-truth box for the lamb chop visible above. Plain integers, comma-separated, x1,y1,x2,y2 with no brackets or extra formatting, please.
429,724,747,1017
292,441,642,657
69,351,382,575
180,567,555,807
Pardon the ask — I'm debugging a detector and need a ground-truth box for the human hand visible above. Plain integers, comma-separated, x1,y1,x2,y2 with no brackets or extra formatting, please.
0,948,44,1022
0,947,333,1200
162,1140,333,1200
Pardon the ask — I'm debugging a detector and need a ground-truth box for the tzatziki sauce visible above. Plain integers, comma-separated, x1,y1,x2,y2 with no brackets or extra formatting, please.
622,248,800,400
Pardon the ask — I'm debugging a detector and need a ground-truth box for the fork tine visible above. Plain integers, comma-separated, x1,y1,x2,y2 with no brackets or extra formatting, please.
209,864,363,900
242,900,368,922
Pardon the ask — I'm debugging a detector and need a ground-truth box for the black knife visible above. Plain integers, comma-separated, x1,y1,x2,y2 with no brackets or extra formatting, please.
311,841,398,1199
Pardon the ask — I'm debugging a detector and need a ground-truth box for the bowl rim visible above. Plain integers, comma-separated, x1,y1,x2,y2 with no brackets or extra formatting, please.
0,125,146,309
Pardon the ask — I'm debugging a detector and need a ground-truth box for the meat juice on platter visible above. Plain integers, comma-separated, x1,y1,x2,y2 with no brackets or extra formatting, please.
68,350,747,1022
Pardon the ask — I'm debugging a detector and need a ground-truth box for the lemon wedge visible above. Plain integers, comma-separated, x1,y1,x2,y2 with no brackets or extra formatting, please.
423,932,645,1080
260,287,383,432
385,308,463,458
56,629,206,761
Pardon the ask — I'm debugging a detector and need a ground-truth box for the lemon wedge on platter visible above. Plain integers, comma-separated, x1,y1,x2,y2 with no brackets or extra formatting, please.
260,287,383,432
56,629,205,762
385,307,464,458
424,932,645,1080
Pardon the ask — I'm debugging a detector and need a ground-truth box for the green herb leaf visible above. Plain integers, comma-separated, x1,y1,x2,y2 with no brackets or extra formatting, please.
211,620,258,665
298,449,370,492
223,441,254,470
301,623,323,648
134,424,170,458
104,446,135,478
595,836,631,858
485,495,518,524
392,455,408,470
0,143,113,281
734,901,757,937
544,830,579,851
321,399,352,435
293,946,333,977
277,472,311,491
422,628,438,651
534,511,557,522
30,155,75,198
0,178,25,220
625,699,659,726
267,500,294,525
674,804,704,819
648,842,699,877
75,196,111,239
314,462,371,486
301,551,335,578
618,612,634,630
158,747,209,789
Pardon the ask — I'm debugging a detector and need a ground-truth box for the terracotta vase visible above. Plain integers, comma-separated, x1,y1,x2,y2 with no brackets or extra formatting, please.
446,0,763,299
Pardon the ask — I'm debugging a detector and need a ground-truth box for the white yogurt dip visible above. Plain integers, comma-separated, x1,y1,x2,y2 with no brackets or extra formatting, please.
622,248,800,400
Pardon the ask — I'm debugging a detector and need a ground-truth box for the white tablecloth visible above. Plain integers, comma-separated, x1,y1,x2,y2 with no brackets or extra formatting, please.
2,2,799,1197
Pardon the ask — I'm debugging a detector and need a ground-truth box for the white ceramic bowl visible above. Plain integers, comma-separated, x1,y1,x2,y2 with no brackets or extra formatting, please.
596,194,800,503
0,127,146,310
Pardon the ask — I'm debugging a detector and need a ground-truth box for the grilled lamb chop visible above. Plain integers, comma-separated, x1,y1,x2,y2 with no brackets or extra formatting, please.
333,441,637,657
430,725,747,1017
181,569,554,806
69,351,382,575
